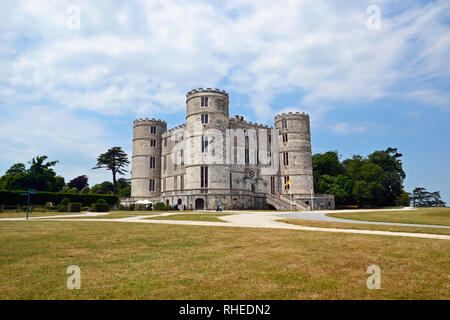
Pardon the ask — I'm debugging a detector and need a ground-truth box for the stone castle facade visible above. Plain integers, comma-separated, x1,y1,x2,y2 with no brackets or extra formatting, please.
131,88,334,210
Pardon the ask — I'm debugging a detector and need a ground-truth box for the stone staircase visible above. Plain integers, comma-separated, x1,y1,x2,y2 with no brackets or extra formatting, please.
266,193,310,211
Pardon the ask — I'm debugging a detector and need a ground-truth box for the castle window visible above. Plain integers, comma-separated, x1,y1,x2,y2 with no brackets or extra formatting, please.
283,152,289,166
245,149,249,164
180,175,184,191
180,150,184,167
271,177,275,194
150,126,156,134
268,132,271,143
200,166,208,188
251,184,256,192
150,157,156,169
150,139,156,147
282,134,288,143
163,155,167,171
163,178,166,192
174,176,177,190
149,179,155,191
201,114,209,124
201,136,208,153
284,176,290,190
282,119,287,129
164,138,167,147
201,97,208,107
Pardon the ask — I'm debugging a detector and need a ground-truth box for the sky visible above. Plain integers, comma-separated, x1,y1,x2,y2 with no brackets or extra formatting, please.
0,0,449,203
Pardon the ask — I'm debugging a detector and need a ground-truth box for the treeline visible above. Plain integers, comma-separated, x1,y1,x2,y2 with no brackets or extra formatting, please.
0,154,131,197
313,148,410,207
409,187,446,207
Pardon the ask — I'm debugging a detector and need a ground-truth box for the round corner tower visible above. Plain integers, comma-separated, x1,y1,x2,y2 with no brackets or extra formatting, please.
275,112,313,197
131,118,167,200
184,88,230,208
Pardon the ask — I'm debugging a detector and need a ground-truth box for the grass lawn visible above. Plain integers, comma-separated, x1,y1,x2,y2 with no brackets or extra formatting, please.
57,214,157,220
145,213,231,222
278,219,450,236
0,211,88,219
0,221,449,299
327,207,450,226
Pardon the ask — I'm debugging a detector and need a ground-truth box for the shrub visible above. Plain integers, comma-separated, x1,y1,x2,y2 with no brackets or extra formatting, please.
153,202,167,211
67,203,82,212
0,190,119,206
96,199,107,204
57,205,66,212
117,204,126,211
91,202,109,212
81,206,89,211
60,198,70,206
129,203,135,211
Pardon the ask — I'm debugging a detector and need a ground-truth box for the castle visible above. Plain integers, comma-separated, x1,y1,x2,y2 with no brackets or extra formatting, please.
131,88,334,210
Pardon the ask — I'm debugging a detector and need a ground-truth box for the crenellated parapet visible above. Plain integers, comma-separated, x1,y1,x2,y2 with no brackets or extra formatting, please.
133,118,167,130
163,124,186,137
229,115,272,129
274,111,309,121
186,88,229,99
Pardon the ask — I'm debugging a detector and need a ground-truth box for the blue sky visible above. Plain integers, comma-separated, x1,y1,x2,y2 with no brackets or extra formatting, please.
0,0,449,203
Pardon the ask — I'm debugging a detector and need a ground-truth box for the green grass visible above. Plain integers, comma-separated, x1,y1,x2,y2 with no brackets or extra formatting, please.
327,207,450,226
58,214,156,220
0,221,448,299
145,213,231,222
0,211,87,219
278,219,450,236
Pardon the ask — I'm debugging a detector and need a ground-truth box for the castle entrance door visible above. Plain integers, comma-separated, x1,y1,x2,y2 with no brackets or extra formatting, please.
195,198,204,210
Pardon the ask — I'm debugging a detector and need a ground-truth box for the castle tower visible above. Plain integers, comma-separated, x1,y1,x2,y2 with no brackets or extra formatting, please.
275,112,314,197
184,88,230,209
131,118,167,200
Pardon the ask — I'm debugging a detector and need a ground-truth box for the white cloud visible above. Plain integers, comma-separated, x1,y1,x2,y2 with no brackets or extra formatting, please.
0,0,448,183
0,0,448,121
329,122,367,135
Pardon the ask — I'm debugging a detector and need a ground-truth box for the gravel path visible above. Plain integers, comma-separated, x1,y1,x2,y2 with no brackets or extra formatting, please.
1,210,448,240
277,209,450,229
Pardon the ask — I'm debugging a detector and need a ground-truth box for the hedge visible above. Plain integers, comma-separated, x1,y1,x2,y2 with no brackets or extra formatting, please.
67,203,82,212
91,203,109,212
0,190,119,206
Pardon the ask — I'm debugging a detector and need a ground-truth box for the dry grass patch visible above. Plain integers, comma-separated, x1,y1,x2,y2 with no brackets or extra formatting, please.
0,221,449,299
0,211,88,219
278,219,450,236
145,213,231,222
327,207,450,226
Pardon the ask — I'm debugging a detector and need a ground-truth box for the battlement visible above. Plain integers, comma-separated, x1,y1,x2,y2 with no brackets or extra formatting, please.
133,118,167,127
274,111,309,121
186,88,229,99
229,115,272,129
163,124,186,137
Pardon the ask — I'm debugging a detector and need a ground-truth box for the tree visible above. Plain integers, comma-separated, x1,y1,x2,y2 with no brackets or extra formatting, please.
80,186,91,194
60,186,79,193
312,151,343,184
92,147,129,195
91,181,115,194
315,174,354,205
5,163,26,175
368,148,406,206
68,175,89,191
118,186,131,198
409,187,446,207
1,156,65,192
